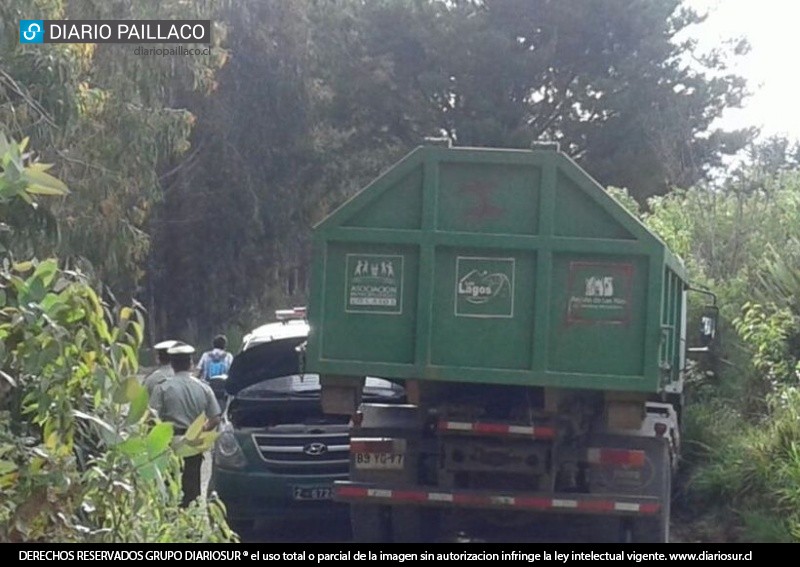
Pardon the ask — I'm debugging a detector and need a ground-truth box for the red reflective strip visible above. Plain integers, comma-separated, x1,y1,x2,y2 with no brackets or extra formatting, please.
438,420,555,439
473,422,510,435
452,493,490,506
639,502,661,515
535,427,556,439
577,500,615,512
335,485,368,498
392,490,429,502
514,497,552,510
336,484,659,516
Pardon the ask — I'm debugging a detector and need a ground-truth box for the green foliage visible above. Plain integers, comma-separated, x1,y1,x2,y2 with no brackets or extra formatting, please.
605,187,641,218
644,138,800,542
684,389,800,542
0,134,68,201
310,0,751,199
0,0,227,300
755,237,800,313
734,303,798,392
0,133,68,257
0,135,235,542
0,260,234,542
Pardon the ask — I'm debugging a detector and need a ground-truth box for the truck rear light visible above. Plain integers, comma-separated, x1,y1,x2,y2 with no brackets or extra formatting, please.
587,448,646,468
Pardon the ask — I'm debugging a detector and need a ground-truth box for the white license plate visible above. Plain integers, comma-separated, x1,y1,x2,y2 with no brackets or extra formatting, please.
292,486,332,501
354,452,405,470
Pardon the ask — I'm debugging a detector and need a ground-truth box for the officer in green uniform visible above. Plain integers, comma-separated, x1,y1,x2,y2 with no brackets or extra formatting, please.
142,339,177,396
150,342,221,507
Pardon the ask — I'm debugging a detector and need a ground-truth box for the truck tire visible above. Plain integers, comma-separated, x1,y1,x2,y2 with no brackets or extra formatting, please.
351,504,391,542
391,505,442,543
390,506,424,542
632,445,671,543
635,483,670,541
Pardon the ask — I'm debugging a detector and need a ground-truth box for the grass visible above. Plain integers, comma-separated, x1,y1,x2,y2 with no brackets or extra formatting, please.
674,387,800,543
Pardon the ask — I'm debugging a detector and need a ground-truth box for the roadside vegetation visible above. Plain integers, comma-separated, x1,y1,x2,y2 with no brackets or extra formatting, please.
0,135,233,542
614,145,800,542
2,0,799,542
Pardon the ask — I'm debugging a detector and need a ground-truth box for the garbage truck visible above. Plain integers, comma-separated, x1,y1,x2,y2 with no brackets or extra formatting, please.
304,143,715,543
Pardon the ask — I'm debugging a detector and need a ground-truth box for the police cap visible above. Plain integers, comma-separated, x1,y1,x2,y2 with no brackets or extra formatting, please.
167,343,195,355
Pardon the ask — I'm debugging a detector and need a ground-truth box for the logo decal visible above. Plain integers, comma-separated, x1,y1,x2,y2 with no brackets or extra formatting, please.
458,270,512,305
345,254,404,315
303,442,328,456
455,256,515,318
20,20,44,43
567,262,633,325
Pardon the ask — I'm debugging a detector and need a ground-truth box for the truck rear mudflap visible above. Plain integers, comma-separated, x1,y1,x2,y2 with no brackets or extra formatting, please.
334,481,661,517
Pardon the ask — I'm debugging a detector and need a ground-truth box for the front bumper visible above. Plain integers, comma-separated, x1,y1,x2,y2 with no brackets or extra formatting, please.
213,467,348,522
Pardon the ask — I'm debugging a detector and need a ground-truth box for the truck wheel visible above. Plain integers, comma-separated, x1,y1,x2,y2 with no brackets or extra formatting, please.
633,498,670,542
390,506,441,543
632,446,671,543
351,504,390,542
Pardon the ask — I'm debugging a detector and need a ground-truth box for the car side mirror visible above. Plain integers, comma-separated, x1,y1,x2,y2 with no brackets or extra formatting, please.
687,287,719,357
698,307,718,347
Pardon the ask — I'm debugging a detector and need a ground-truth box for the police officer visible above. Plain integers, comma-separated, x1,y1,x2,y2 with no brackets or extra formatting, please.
142,339,177,396
150,342,221,507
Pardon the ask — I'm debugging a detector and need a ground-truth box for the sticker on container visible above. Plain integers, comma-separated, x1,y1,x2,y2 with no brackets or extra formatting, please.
455,256,515,318
567,262,633,325
345,254,404,315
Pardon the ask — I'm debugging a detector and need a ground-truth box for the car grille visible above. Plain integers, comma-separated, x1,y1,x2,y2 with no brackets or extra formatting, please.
251,431,350,476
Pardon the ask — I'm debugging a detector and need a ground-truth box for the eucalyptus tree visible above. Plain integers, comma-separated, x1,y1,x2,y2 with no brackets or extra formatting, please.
0,0,226,299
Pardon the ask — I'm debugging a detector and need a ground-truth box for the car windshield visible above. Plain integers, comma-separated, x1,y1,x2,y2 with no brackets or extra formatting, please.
237,373,401,398
239,373,320,396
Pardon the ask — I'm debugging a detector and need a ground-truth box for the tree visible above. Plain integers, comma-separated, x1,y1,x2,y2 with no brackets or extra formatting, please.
146,0,754,340
0,0,226,300
148,0,319,341
313,0,752,200
0,134,232,542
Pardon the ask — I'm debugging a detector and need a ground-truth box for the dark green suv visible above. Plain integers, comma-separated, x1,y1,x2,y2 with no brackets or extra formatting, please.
211,311,404,533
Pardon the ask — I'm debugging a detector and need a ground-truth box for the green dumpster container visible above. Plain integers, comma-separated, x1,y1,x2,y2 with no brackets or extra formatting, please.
306,145,688,394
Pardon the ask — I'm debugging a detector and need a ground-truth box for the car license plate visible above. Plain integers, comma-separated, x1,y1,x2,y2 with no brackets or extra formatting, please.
354,452,405,470
292,486,332,501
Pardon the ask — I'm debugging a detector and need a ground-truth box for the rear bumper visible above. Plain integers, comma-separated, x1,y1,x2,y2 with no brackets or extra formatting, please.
334,481,660,516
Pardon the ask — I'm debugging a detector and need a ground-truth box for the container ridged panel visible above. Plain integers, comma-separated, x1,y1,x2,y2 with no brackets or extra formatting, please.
307,146,689,393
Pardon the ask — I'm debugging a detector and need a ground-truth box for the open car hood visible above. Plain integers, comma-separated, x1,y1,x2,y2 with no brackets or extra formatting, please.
224,335,307,395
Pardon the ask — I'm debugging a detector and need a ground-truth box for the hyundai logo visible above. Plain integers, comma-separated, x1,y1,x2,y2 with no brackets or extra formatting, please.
303,442,328,456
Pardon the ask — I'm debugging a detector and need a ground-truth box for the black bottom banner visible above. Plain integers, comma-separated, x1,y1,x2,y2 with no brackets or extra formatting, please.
12,544,759,564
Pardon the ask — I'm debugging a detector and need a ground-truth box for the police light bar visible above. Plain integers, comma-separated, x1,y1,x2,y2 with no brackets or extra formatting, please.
275,306,307,321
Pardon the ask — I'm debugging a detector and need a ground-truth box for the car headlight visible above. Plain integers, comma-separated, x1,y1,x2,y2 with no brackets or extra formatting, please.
214,423,246,469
